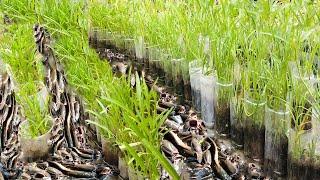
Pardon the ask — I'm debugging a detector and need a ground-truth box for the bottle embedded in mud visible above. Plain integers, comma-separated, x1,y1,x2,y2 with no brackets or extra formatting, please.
230,62,244,148
287,66,320,180
172,59,184,104
312,157,320,180
189,61,202,113
243,94,265,163
143,43,150,72
96,29,109,48
264,106,289,179
134,36,146,72
157,53,166,84
181,60,192,104
288,102,320,180
163,54,174,89
124,38,135,57
200,74,215,129
96,29,114,49
101,137,120,167
114,34,125,52
287,128,314,180
230,96,244,148
89,27,98,48
148,47,161,78
102,31,114,49
118,156,129,179
134,36,145,63
215,81,233,137
312,105,320,180
19,120,54,162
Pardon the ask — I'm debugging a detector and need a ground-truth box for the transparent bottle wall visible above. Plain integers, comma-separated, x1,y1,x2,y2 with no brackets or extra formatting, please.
264,106,289,178
243,95,266,163
215,82,233,136
200,74,215,129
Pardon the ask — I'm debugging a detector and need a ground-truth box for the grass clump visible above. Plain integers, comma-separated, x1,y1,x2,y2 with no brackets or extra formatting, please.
89,72,178,179
0,22,51,137
19,82,51,138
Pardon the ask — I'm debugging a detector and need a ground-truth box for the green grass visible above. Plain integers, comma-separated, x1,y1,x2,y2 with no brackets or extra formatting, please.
88,73,178,179
87,0,320,157
1,0,320,177
0,22,51,137
1,0,180,178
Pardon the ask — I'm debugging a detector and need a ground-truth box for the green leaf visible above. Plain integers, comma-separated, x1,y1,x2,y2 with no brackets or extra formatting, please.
141,139,179,180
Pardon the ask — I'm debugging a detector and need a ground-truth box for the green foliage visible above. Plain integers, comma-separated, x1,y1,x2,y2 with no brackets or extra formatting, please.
19,82,51,138
87,1,320,154
88,73,178,179
87,0,319,111
0,22,51,137
1,0,320,175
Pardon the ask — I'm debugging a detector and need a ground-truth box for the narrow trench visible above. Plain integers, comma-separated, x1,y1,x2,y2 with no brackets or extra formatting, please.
90,37,266,179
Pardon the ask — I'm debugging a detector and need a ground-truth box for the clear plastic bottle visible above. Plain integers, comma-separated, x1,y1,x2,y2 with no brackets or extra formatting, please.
134,36,145,63
124,38,135,57
230,96,244,148
243,94,266,163
200,74,215,129
189,60,202,113
114,34,125,51
163,53,173,89
148,47,161,77
264,106,289,178
172,58,184,103
215,81,233,136
181,60,191,104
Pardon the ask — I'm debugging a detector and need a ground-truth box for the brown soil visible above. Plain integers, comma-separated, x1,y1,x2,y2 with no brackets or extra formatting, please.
287,157,313,180
157,66,166,84
183,80,192,104
101,138,120,167
174,74,184,104
313,163,320,180
149,62,158,77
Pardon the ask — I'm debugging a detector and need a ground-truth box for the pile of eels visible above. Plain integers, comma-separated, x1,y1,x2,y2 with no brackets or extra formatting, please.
0,25,118,180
